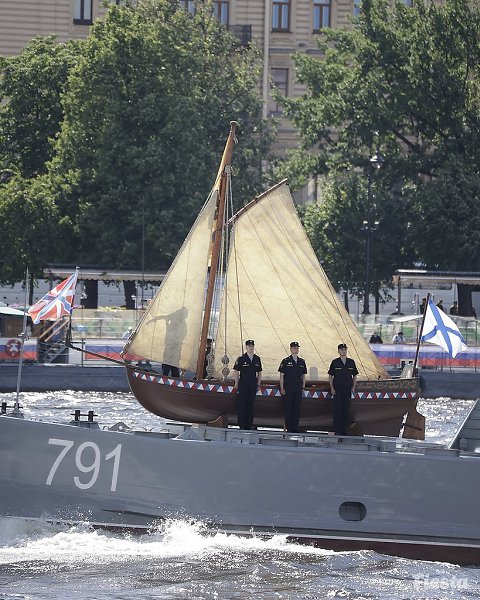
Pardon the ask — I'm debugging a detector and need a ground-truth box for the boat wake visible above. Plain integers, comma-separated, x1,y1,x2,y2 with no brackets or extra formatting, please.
1,517,478,599
0,517,336,564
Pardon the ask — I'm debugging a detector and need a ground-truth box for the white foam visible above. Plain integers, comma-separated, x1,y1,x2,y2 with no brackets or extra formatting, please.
0,517,334,565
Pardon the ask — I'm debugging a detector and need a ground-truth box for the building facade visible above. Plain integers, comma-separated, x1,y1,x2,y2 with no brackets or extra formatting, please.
0,1,113,56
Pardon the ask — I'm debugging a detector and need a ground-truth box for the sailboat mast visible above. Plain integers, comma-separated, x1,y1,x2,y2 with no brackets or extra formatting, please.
412,292,431,375
195,121,238,379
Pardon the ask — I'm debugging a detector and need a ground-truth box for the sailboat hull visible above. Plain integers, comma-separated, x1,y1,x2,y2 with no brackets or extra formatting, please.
126,366,421,437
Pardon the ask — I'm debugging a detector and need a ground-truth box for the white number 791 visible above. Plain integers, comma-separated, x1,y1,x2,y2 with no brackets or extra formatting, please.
46,438,122,491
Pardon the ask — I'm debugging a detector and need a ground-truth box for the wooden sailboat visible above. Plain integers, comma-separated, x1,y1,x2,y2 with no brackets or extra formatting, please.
123,122,423,438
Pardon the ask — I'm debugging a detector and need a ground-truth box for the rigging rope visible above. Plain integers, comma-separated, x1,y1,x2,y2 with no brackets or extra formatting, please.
232,207,243,355
220,166,235,379
207,165,233,379
224,167,233,358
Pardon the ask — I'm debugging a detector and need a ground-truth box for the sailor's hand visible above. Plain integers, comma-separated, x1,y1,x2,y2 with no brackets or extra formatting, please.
280,387,285,395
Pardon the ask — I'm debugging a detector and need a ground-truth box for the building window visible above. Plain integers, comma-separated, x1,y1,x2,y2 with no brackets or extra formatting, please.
353,0,361,17
214,1,229,24
313,0,331,30
228,25,252,46
272,0,290,32
179,0,195,15
74,0,92,24
268,68,288,115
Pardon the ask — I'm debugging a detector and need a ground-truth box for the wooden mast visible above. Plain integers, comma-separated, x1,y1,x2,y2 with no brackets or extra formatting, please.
195,121,238,379
412,292,431,376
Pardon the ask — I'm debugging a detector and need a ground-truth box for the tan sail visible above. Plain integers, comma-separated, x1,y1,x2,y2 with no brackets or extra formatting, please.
213,180,388,381
125,190,217,371
122,124,421,439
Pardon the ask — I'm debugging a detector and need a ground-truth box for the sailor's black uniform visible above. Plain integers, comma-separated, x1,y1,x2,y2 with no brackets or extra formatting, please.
278,355,307,432
328,357,359,435
233,353,262,430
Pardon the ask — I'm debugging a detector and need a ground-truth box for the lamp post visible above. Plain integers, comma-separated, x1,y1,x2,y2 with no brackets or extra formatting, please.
141,197,145,310
361,150,384,315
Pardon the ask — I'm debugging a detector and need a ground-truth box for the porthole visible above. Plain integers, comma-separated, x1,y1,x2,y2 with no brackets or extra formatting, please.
339,501,367,521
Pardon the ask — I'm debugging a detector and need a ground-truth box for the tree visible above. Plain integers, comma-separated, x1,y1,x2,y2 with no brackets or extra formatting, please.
0,37,80,285
0,36,80,181
277,0,480,274
51,0,271,273
0,175,65,289
301,171,416,310
411,158,480,270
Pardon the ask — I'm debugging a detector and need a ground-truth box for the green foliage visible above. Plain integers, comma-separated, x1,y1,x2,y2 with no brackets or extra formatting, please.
301,170,416,304
278,0,480,276
0,37,80,284
0,36,80,181
0,0,271,285
0,175,64,284
301,173,366,294
51,0,271,269
411,158,480,270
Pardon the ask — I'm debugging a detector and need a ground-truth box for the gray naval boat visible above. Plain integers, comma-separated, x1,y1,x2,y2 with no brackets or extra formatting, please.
1,400,480,566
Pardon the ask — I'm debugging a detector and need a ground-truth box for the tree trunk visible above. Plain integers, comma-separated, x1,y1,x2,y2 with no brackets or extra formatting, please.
29,271,35,305
458,284,474,316
375,293,380,315
123,280,136,309
82,280,98,309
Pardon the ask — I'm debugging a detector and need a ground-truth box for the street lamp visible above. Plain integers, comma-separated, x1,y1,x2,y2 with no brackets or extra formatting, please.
141,197,145,310
361,150,384,315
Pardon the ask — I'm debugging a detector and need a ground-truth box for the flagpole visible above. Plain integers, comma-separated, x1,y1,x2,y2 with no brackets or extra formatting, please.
412,292,431,376
65,267,80,349
13,268,30,417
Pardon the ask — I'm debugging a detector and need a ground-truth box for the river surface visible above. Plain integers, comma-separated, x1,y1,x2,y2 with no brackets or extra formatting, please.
0,392,479,600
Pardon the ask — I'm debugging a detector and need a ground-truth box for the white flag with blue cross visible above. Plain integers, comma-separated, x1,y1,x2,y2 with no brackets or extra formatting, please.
421,299,467,358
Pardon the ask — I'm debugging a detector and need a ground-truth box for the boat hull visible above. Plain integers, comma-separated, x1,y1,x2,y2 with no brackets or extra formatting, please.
0,415,479,565
126,366,421,437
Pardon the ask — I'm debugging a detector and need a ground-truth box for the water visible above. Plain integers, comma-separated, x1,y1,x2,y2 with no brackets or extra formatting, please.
0,392,479,600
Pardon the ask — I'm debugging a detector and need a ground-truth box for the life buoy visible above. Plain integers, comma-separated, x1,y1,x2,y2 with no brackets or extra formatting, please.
5,339,21,358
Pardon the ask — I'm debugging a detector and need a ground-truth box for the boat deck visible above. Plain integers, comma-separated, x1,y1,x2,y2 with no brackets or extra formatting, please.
101,419,478,459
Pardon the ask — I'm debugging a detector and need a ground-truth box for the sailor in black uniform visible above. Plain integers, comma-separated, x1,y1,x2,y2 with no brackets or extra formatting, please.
233,340,262,430
278,342,307,433
328,343,359,435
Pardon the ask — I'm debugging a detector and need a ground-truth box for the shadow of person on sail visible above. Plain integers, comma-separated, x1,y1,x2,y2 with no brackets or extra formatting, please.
147,306,188,376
